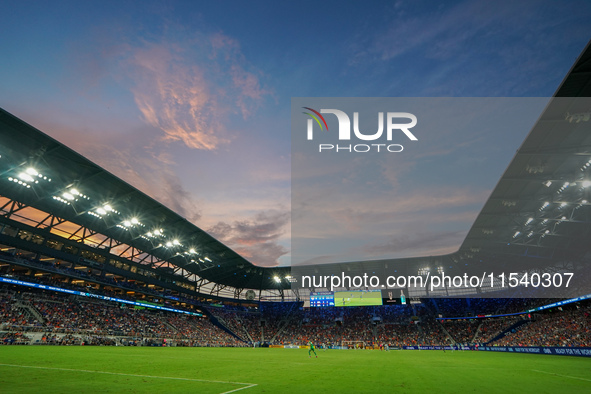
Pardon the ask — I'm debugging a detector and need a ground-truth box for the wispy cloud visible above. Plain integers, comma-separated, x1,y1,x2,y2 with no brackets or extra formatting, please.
363,230,464,257
130,43,224,150
208,209,290,267
347,0,590,96
66,27,271,152
291,181,488,265
210,32,271,118
127,33,271,150
294,186,488,238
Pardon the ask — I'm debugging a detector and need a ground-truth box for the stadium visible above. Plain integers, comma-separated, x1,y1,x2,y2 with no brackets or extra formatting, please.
2,4,591,394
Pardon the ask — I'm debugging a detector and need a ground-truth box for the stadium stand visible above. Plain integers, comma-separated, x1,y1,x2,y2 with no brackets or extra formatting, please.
3,277,589,348
2,41,591,354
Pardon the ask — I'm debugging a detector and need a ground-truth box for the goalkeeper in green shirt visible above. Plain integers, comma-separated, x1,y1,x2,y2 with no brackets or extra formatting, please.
308,341,318,358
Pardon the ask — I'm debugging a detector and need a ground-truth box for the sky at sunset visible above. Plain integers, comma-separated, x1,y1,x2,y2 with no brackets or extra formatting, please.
1,1,590,267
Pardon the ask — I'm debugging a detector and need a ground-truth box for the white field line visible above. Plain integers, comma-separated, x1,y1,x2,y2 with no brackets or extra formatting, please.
531,369,591,382
0,363,258,393
219,384,258,394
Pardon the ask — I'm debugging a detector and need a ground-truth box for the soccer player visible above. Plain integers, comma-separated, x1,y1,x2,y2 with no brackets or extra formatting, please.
308,341,318,358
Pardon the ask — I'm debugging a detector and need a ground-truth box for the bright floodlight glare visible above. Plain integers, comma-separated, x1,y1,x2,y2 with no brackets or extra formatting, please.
103,204,112,212
26,168,38,176
583,180,591,188
123,220,131,227
189,248,196,254
166,241,173,247
173,239,180,245
147,232,153,237
70,188,79,196
96,207,107,215
273,276,281,283
63,192,75,200
18,172,34,183
131,218,139,224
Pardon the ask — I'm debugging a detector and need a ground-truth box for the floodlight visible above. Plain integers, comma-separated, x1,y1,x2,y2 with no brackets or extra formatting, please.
18,172,34,183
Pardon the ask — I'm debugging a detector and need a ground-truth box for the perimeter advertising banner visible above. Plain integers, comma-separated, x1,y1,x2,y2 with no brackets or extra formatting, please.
404,346,591,357
291,97,591,299
478,346,591,357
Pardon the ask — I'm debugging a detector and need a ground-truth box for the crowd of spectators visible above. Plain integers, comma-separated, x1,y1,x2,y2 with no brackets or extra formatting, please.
2,282,590,349
441,320,479,344
0,289,245,347
491,305,591,347
206,307,261,342
472,317,520,343
2,331,31,345
376,323,420,347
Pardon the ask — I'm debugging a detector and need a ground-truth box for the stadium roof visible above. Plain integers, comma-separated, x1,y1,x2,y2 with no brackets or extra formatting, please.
0,110,290,291
459,40,591,266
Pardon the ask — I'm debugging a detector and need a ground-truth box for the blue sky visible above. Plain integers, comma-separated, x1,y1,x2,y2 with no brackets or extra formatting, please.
1,0,590,267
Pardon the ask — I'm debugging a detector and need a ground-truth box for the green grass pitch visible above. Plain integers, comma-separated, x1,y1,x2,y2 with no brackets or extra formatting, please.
0,346,590,393
333,297,382,307
334,291,382,307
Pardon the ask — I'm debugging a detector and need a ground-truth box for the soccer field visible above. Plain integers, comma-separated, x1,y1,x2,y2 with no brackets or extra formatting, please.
0,347,589,393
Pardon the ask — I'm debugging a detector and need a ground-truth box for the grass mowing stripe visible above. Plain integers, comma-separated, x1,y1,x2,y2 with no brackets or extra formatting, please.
531,369,591,382
0,363,258,391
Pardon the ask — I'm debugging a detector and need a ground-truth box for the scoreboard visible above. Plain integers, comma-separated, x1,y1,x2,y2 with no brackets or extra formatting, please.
310,291,335,307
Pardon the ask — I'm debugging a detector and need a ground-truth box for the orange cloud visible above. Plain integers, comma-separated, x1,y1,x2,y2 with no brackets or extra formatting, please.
124,32,270,149
130,44,225,150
